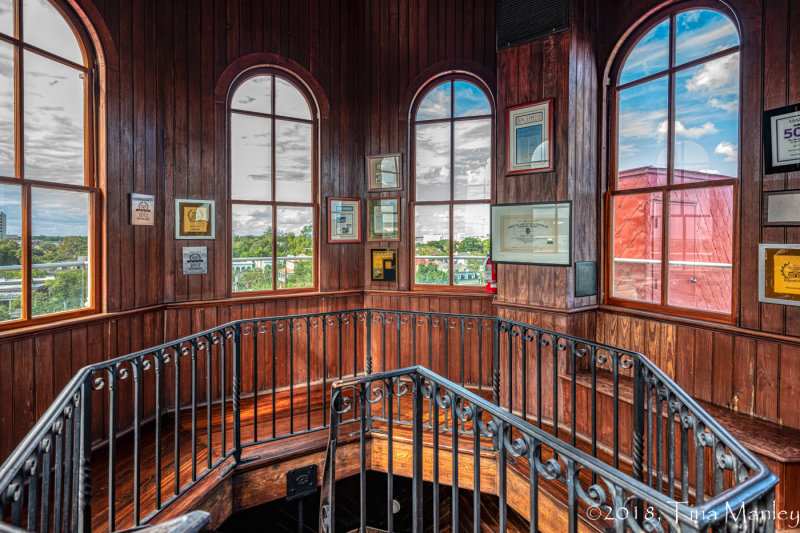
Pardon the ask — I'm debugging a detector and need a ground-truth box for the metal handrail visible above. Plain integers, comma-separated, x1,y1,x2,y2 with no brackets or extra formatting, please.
0,309,779,532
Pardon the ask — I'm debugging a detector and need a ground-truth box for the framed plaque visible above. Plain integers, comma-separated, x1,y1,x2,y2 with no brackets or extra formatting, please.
182,246,208,275
371,248,397,282
759,243,800,306
490,201,571,265
367,153,402,192
130,193,155,226
367,197,400,241
328,197,362,243
764,104,800,174
506,99,553,174
763,190,800,225
175,199,214,239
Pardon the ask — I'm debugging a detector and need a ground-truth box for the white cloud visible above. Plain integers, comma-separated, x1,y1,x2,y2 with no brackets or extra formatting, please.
697,168,722,175
619,109,668,140
686,53,739,94
657,120,718,139
709,97,738,112
714,141,738,162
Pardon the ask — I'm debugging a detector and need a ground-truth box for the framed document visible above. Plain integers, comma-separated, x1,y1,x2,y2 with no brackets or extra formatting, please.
763,190,800,225
506,99,553,174
759,243,800,306
367,197,400,241
367,153,402,192
175,199,214,239
490,201,571,265
328,197,362,243
371,248,397,282
764,104,800,174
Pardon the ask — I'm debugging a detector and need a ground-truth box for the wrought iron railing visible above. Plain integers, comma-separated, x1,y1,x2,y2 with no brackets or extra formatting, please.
0,310,778,532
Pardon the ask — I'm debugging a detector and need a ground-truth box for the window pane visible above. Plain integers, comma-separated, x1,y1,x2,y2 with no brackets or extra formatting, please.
415,122,450,201
453,204,489,286
23,0,84,65
453,81,490,117
674,53,739,182
232,204,273,292
0,41,14,177
276,206,313,289
231,113,270,201
275,77,311,120
617,76,668,190
414,204,449,285
675,10,738,66
619,18,669,85
24,51,85,185
231,75,271,114
275,120,312,202
31,187,90,316
612,192,662,304
0,0,12,37
0,184,22,323
416,81,451,121
667,187,732,313
454,118,491,200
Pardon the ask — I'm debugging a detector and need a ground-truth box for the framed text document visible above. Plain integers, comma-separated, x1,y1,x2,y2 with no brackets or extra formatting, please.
764,104,800,174
490,201,571,265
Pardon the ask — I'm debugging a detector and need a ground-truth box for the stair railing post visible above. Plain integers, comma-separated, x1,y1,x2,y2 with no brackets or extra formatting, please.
412,373,424,533
232,322,242,463
632,356,646,522
366,310,372,375
78,374,93,532
492,317,500,405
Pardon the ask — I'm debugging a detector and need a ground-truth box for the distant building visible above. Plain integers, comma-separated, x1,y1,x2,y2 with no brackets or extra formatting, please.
0,211,6,239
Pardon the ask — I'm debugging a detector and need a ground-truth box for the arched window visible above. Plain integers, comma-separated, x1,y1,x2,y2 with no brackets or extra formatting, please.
608,6,739,319
229,71,317,293
0,0,98,326
412,75,493,288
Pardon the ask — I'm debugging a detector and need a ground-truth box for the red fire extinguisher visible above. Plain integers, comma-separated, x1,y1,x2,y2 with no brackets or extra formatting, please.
483,257,497,294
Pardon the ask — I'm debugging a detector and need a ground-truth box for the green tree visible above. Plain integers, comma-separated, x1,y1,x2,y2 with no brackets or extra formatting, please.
415,262,448,284
0,239,21,265
233,268,273,291
31,269,87,316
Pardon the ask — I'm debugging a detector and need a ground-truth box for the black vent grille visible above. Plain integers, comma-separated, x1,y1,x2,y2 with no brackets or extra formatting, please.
496,0,570,50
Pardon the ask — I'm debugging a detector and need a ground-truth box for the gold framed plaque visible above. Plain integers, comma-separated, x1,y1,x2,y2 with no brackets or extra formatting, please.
490,201,571,265
759,243,800,306
175,199,215,239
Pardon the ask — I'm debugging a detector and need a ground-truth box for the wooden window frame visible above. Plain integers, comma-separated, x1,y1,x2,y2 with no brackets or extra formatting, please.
410,73,494,292
0,0,101,331
604,3,741,324
227,69,319,296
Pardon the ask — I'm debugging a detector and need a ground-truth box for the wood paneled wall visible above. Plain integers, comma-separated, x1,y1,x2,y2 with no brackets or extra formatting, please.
359,0,496,291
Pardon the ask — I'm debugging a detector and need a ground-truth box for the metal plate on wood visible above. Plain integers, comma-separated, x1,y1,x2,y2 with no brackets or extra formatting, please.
286,465,317,501
575,261,597,297
496,0,569,50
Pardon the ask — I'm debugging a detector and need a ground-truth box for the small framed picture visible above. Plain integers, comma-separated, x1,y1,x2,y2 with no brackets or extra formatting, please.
367,153,402,192
763,103,800,174
490,201,571,265
175,199,215,239
367,197,400,241
759,243,800,306
328,197,362,243
506,99,553,174
371,248,397,282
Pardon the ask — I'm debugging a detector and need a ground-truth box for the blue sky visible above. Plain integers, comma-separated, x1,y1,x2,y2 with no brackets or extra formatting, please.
618,10,740,179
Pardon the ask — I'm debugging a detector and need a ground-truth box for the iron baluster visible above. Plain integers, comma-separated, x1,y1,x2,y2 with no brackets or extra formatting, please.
206,336,213,471
107,366,117,531
133,357,142,526
252,322,258,443
155,350,163,510
232,323,242,463
79,376,92,532
492,317,499,405
306,318,312,431
387,379,394,533
191,341,198,481
271,320,277,439
411,374,423,533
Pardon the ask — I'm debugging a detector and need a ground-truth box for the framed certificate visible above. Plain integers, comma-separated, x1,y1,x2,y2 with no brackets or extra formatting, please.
367,153,402,192
490,201,571,265
367,197,400,241
175,199,214,239
759,244,800,306
371,248,397,282
764,104,800,174
328,197,362,243
506,99,553,174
